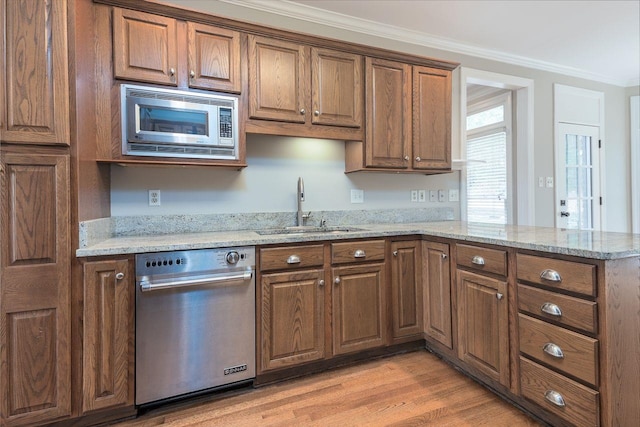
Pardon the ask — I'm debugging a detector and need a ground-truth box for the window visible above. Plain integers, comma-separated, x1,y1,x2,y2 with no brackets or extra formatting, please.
465,92,513,224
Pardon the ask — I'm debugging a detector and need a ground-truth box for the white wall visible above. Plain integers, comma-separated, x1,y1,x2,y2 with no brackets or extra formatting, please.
110,135,460,216
126,0,634,231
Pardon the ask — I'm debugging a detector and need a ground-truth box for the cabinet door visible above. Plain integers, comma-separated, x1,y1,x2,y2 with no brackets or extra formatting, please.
113,8,178,85
365,57,411,168
332,263,386,355
412,66,451,170
423,241,452,349
1,0,69,145
187,22,241,93
82,259,133,413
457,269,509,387
260,269,325,372
0,150,70,425
390,241,423,339
248,35,309,123
311,48,362,128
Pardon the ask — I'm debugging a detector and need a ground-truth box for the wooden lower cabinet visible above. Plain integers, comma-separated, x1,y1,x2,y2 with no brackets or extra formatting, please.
82,258,134,413
332,263,386,355
0,149,71,425
260,269,325,371
390,241,423,340
422,241,452,349
456,269,509,387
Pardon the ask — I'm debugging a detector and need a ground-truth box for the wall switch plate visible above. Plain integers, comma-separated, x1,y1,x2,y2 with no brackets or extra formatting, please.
546,177,554,188
148,189,161,206
418,190,426,202
438,190,446,202
429,190,437,202
410,190,418,202
449,189,459,202
351,189,364,203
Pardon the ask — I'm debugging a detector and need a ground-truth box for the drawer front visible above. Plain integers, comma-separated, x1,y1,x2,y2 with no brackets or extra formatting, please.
519,314,598,387
520,357,599,427
331,240,385,265
518,284,597,334
517,253,596,297
456,244,507,276
260,244,324,271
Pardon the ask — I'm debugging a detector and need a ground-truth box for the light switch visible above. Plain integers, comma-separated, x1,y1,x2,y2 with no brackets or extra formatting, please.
429,190,437,202
418,190,426,202
438,190,446,202
449,189,459,202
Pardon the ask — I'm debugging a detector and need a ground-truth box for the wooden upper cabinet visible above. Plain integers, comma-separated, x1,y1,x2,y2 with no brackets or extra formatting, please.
187,22,241,92
412,66,451,170
311,48,363,128
1,0,70,146
113,9,241,93
365,57,412,169
0,149,71,425
113,8,178,86
248,35,308,123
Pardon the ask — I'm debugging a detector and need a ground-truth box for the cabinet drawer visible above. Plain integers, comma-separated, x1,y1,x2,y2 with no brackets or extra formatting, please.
518,284,597,334
260,245,324,271
456,244,507,276
519,314,598,387
331,240,385,265
520,357,599,427
517,254,596,297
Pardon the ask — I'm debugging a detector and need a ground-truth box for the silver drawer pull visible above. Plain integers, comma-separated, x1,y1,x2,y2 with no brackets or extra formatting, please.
541,302,562,317
540,269,562,282
544,390,566,407
471,255,485,266
287,255,301,264
543,342,565,359
354,249,366,258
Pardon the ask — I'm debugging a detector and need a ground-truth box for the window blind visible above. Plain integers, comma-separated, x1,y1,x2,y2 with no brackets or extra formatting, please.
467,131,507,224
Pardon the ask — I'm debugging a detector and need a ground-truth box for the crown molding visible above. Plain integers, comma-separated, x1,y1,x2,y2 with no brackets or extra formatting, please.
219,0,632,87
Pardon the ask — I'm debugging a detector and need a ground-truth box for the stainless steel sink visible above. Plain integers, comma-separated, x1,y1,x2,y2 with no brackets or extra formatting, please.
256,226,364,236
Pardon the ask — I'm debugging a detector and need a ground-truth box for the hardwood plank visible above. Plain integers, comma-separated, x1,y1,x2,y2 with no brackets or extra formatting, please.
112,351,540,426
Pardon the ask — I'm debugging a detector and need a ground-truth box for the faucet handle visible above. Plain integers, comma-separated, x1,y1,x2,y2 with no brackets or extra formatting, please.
320,218,327,228
302,211,312,219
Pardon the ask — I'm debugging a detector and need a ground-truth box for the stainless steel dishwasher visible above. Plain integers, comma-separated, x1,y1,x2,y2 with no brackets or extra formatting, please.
135,246,255,405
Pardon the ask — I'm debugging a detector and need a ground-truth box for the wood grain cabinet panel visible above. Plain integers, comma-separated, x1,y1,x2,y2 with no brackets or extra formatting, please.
456,269,509,387
82,258,134,413
390,241,423,340
1,0,69,146
0,150,70,425
260,269,325,372
422,241,453,349
332,263,386,355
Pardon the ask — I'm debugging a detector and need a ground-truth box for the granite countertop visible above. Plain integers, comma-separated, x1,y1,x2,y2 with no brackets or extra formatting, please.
76,221,640,260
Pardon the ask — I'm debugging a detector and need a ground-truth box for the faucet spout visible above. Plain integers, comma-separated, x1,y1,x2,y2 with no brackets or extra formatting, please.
297,177,305,226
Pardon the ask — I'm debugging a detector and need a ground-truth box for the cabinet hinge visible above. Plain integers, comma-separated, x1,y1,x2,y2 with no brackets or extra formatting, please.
599,197,603,205
598,140,602,148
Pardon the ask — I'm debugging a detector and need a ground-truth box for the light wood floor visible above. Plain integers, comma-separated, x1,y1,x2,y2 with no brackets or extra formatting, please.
113,350,541,426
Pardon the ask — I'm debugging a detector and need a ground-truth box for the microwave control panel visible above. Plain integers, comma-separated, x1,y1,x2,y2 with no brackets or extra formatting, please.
219,108,233,139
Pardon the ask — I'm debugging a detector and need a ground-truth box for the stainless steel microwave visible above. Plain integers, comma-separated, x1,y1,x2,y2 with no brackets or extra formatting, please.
121,84,239,160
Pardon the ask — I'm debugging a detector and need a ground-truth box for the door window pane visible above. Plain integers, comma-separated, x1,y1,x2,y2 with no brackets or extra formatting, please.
563,133,595,230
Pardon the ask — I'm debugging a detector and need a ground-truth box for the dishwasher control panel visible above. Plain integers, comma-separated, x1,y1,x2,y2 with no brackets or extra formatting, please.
136,246,255,277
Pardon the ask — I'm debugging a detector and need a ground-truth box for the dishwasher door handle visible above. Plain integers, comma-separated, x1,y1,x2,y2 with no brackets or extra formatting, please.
139,270,253,292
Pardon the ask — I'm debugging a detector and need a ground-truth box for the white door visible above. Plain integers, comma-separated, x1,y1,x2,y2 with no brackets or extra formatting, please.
555,123,601,230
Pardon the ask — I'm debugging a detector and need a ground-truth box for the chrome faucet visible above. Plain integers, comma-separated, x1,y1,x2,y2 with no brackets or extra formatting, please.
297,177,311,226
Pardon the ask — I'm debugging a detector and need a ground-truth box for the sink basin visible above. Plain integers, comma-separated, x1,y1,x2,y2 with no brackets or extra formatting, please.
256,226,364,236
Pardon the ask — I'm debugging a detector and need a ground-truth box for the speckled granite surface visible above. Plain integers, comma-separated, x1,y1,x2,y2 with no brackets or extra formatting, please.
76,218,640,260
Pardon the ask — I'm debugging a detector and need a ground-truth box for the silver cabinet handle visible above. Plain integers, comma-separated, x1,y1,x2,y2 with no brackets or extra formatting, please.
190,70,195,78
115,272,125,280
540,269,562,282
287,255,301,264
544,390,566,407
540,302,562,317
334,277,341,285
415,156,421,162
314,110,320,116
471,255,485,266
393,250,398,257
354,249,366,258
318,279,325,287
543,342,565,359
404,155,409,161
496,292,503,300
169,67,175,76
300,108,306,115
441,253,448,260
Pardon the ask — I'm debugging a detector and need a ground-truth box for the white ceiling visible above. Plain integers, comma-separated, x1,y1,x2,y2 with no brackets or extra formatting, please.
222,0,639,87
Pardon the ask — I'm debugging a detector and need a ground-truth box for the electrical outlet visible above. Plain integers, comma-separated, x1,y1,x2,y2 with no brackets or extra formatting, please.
148,189,161,206
410,190,418,202
449,189,459,202
538,177,544,188
418,190,426,202
438,190,446,202
429,190,437,202
546,177,554,188
350,189,364,203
